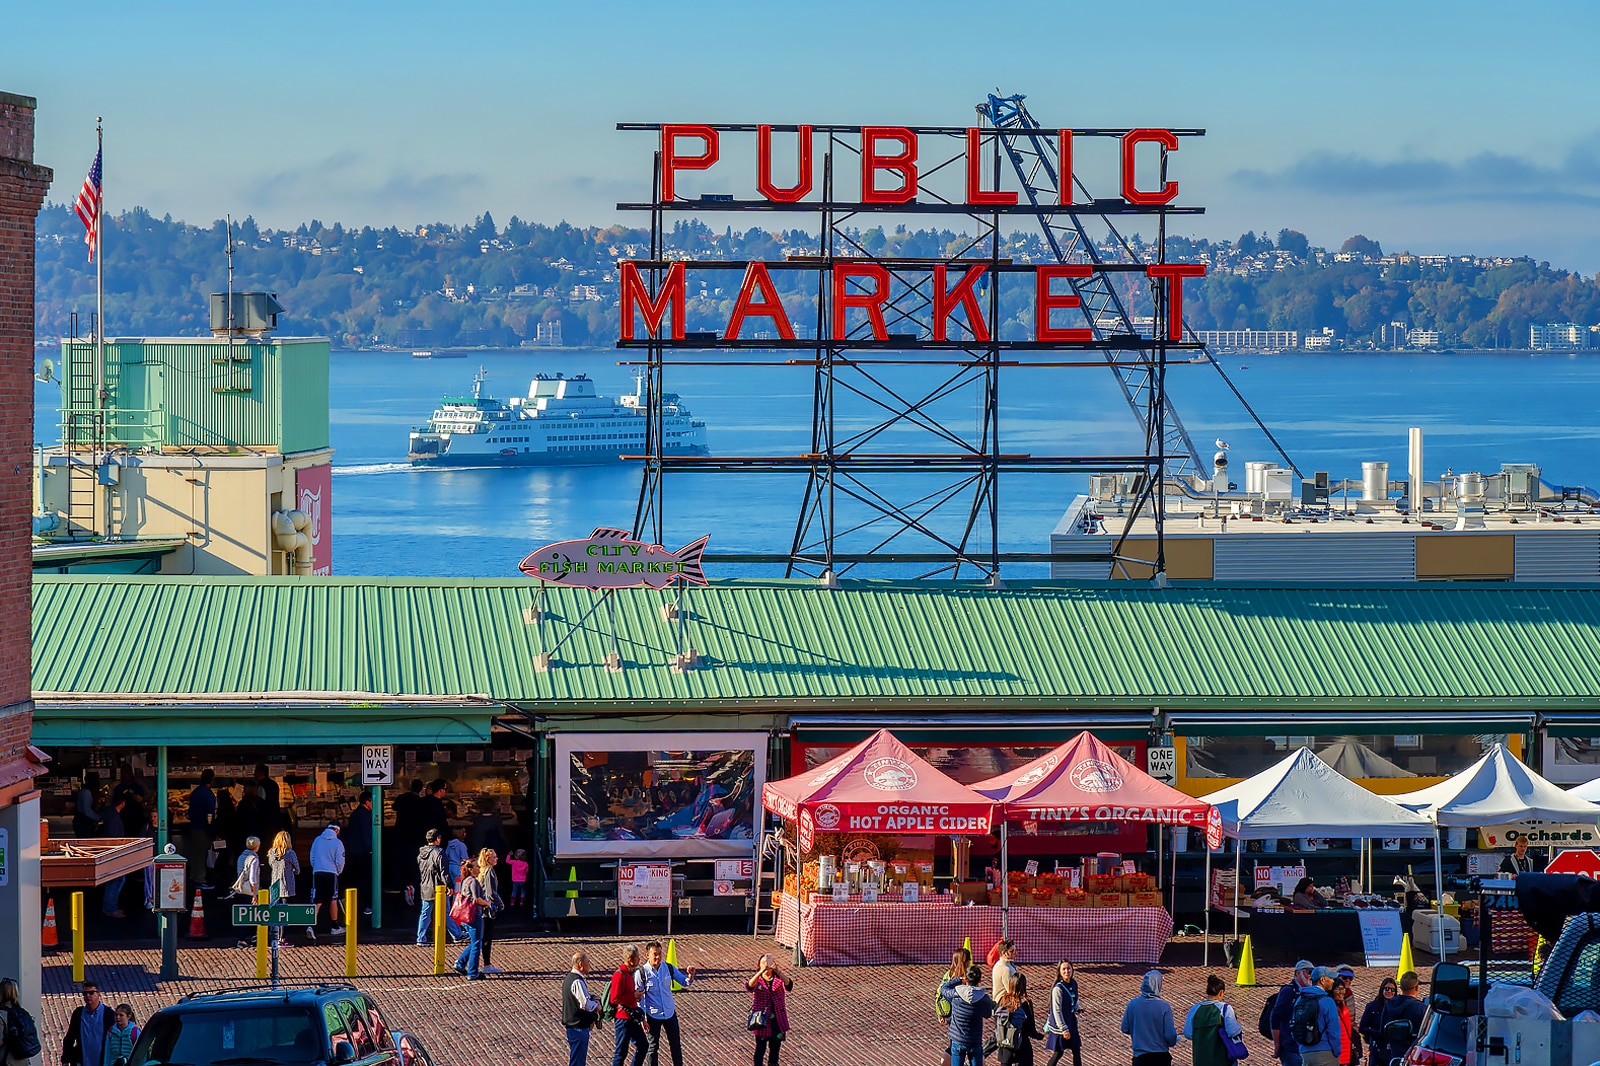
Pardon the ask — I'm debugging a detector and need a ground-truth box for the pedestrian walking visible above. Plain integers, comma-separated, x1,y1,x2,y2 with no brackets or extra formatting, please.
445,825,470,887
1331,979,1359,1065
1357,977,1395,1065
308,823,346,940
940,964,993,1066
1042,959,1081,1066
476,848,505,974
636,940,695,1066
607,945,647,1066
59,983,113,1066
1371,972,1425,1066
563,951,601,1066
1291,967,1342,1066
936,947,973,1026
266,830,301,945
747,953,792,1066
230,836,262,899
1,977,42,1066
344,794,374,917
1183,975,1244,1066
995,972,1043,1066
72,773,101,840
101,1006,138,1066
450,859,490,980
989,939,1020,1001
1119,970,1177,1066
508,849,530,909
416,825,448,941
187,769,217,887
1272,960,1316,1066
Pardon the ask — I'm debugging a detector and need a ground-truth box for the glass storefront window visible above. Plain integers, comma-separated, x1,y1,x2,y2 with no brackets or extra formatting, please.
554,732,767,858
1183,733,1508,781
1553,738,1600,767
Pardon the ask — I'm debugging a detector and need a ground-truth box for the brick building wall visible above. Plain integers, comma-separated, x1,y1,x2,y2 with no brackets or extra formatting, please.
0,91,51,796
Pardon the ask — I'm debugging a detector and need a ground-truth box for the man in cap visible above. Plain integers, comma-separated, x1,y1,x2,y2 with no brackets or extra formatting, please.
1270,960,1315,1066
1292,967,1342,1066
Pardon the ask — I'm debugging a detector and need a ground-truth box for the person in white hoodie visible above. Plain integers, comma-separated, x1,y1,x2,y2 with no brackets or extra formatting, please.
308,823,346,940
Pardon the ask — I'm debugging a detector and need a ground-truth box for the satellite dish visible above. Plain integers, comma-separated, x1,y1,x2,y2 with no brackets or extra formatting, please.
35,358,55,384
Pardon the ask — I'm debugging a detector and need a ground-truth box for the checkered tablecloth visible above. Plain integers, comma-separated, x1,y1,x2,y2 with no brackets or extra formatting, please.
774,895,1171,966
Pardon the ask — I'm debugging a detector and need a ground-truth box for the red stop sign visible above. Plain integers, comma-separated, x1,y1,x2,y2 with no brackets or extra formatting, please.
1546,848,1600,878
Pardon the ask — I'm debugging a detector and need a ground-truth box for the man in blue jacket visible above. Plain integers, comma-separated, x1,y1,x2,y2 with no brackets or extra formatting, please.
1292,967,1343,1066
1271,959,1315,1066
940,965,994,1066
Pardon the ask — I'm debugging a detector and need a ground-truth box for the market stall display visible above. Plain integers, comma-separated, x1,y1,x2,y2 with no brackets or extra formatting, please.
763,729,1176,966
1393,743,1600,956
1197,746,1437,964
971,730,1211,936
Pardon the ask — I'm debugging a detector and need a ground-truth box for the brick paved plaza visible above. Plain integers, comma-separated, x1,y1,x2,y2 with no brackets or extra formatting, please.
35,930,1411,1066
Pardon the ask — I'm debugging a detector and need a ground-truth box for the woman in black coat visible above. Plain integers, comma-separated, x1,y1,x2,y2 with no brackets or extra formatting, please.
1358,976,1398,1063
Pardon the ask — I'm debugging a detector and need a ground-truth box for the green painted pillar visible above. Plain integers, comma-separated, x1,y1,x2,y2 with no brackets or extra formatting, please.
156,746,169,849
370,784,383,929
533,735,548,913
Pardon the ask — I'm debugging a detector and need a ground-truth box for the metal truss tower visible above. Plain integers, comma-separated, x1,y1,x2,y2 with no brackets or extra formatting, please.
618,121,1213,582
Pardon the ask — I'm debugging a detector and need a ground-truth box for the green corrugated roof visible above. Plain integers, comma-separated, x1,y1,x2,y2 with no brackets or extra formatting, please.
29,576,1600,712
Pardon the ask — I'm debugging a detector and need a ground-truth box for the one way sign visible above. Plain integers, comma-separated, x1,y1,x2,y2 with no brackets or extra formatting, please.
361,745,394,786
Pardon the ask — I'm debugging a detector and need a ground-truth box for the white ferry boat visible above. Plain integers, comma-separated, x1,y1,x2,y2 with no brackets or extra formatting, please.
407,368,709,466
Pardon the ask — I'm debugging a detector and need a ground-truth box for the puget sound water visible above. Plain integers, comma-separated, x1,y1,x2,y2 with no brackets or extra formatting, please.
33,348,1600,578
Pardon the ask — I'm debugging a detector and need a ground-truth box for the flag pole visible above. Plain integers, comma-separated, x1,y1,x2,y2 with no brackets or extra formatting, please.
94,118,104,536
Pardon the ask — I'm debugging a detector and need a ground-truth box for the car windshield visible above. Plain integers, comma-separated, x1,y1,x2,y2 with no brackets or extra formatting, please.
129,1007,323,1066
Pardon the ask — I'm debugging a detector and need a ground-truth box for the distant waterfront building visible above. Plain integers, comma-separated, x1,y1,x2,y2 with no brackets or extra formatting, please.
1192,329,1300,350
536,320,563,346
1378,321,1410,348
1530,322,1591,350
1407,329,1442,349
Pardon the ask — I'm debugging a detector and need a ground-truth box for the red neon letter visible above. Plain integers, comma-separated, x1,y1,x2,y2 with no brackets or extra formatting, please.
932,264,990,342
860,126,917,204
1035,265,1094,343
965,128,1016,206
757,124,813,203
660,124,718,202
619,261,686,340
832,264,891,340
1120,128,1180,205
1058,130,1074,205
724,263,796,340
1145,263,1207,341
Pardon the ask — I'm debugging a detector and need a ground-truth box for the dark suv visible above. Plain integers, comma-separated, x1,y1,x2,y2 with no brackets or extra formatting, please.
124,984,434,1066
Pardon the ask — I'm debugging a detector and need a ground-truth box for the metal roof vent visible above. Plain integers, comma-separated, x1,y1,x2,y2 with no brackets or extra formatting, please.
210,292,284,336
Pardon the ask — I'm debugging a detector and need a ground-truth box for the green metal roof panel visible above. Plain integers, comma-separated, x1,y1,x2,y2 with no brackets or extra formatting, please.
29,576,1600,711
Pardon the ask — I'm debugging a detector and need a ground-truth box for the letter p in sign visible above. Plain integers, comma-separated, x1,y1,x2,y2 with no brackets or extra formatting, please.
361,745,394,786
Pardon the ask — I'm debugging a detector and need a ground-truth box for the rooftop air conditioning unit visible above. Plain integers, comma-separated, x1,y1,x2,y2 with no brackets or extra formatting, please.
210,292,285,336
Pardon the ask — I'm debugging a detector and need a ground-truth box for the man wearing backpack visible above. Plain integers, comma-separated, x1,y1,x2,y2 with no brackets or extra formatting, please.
1269,960,1315,1066
1291,967,1342,1066
940,965,994,1066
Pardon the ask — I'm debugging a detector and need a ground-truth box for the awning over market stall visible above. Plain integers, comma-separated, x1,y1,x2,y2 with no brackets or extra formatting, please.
1393,743,1600,826
1204,747,1435,838
761,728,995,835
971,730,1211,826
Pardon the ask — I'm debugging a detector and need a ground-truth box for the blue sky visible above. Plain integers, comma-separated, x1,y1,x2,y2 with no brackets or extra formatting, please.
8,0,1600,271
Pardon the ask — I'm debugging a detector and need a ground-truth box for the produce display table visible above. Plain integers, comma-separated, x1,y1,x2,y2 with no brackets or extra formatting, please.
1242,909,1366,964
774,894,1172,966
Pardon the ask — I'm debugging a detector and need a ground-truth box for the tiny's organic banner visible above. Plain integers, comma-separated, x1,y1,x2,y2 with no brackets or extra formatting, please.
518,527,708,588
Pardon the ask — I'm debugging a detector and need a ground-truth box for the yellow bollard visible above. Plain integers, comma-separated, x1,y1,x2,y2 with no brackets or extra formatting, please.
432,885,447,976
344,888,357,978
71,891,84,983
256,888,269,980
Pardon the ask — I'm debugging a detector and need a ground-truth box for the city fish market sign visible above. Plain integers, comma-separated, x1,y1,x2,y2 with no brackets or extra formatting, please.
519,528,709,588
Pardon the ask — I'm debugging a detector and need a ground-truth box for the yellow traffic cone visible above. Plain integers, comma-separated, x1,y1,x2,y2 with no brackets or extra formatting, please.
1234,935,1257,987
566,866,579,899
1397,933,1415,980
666,938,685,991
963,935,972,957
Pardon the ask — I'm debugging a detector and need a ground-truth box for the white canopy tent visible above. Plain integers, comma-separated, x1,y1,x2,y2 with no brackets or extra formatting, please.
1393,743,1600,825
1568,776,1600,803
1390,743,1600,962
1199,747,1437,964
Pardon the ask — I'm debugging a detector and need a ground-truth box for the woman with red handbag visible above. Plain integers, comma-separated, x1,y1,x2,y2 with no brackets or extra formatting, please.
450,859,490,980
746,953,793,1066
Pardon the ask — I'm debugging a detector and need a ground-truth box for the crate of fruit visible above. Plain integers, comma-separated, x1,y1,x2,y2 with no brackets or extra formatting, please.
1125,873,1155,892
1129,890,1162,906
1086,874,1118,893
1090,891,1125,908
1056,891,1089,908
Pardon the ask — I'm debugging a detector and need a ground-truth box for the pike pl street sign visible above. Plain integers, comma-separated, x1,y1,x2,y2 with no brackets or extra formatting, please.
233,903,318,927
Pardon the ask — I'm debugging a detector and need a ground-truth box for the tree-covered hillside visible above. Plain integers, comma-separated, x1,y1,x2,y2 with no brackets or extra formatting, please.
34,206,1600,349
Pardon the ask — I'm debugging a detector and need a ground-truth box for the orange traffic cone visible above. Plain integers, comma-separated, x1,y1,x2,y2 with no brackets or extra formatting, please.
187,888,206,938
41,898,58,947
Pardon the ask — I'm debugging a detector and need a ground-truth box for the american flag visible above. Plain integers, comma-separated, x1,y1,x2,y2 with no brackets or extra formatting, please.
73,147,102,262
